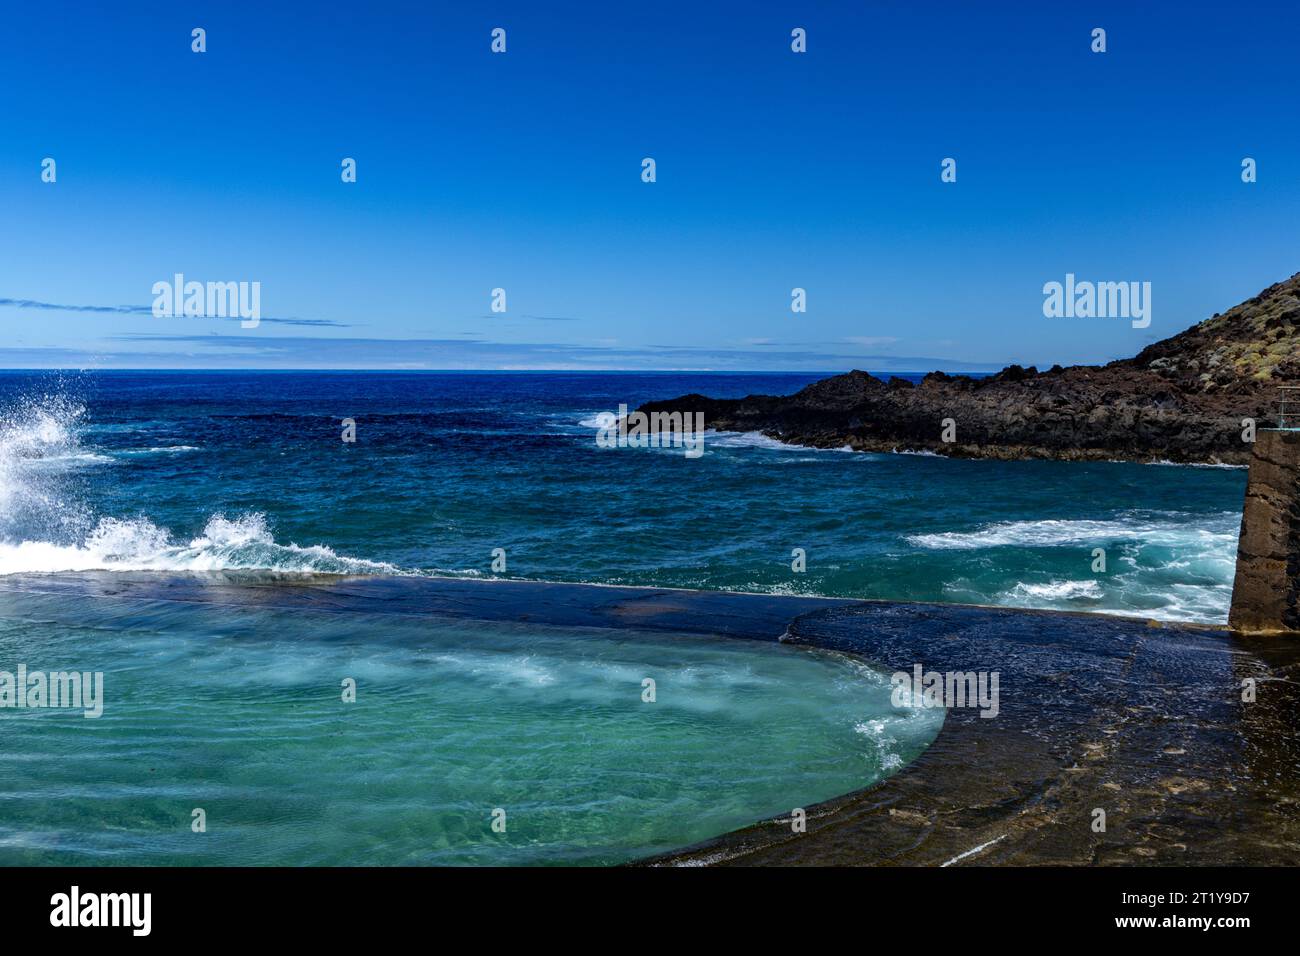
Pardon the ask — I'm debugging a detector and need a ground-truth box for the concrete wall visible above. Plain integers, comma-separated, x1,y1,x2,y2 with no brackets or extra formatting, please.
1230,429,1300,634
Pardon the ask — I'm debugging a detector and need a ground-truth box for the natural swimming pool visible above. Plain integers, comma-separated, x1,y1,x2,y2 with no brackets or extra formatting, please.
0,579,943,865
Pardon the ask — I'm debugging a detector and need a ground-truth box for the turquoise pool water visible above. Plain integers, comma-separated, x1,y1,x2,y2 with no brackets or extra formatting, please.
0,587,943,865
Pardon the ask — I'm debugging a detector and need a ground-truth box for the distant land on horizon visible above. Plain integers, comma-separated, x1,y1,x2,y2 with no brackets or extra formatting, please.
0,367,988,376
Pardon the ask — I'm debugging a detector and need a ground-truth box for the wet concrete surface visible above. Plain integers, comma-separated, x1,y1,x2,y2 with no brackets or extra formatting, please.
649,602,1300,866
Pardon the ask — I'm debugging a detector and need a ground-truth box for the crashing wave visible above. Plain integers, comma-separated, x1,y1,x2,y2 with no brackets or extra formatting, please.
0,391,396,577
907,512,1240,551
0,512,401,576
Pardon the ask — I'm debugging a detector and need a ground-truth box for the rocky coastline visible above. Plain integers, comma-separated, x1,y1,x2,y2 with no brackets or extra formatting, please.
639,273,1300,464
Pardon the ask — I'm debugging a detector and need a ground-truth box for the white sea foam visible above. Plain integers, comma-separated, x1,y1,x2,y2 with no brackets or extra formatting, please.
1005,579,1104,601
21,451,112,467
1145,459,1247,470
0,512,400,576
852,718,905,770
119,445,202,455
919,511,1242,624
705,430,792,450
851,704,939,771
578,412,862,456
999,575,1233,624
907,513,1240,551
707,430,858,453
0,393,394,577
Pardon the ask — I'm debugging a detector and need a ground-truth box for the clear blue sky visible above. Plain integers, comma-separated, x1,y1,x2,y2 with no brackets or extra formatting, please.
1,0,1297,371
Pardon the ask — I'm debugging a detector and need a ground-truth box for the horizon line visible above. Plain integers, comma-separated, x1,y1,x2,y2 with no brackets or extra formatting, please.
0,366,999,375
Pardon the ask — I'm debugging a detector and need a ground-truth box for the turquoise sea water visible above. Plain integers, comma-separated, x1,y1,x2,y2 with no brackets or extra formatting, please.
0,370,1247,864
0,371,1245,622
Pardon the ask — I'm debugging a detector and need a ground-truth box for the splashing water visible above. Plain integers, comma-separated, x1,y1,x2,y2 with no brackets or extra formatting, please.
0,392,94,544
0,512,399,575
0,389,392,576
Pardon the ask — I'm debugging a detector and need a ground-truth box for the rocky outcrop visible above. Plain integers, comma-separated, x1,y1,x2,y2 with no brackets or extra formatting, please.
639,272,1300,464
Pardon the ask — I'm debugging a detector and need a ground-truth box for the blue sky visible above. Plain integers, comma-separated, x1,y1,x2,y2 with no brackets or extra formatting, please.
1,0,1297,371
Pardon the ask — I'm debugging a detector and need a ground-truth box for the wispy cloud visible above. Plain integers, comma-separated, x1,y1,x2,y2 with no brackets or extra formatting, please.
0,297,351,328
0,332,1003,372
0,298,152,315
841,336,901,347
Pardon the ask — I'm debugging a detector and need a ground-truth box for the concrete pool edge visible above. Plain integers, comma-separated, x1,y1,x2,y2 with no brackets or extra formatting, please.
3,572,1297,866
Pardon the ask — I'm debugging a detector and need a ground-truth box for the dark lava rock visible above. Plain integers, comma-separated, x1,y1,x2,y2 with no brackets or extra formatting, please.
638,271,1300,464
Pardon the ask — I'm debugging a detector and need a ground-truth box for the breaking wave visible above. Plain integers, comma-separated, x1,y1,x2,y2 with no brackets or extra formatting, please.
915,512,1241,624
907,512,1240,552
0,392,394,576
0,513,401,576
705,430,856,453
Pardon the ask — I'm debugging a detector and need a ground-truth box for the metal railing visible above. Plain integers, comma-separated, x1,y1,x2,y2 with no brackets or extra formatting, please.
1276,385,1300,430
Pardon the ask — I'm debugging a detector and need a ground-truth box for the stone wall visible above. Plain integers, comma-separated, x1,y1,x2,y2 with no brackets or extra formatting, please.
1229,429,1300,634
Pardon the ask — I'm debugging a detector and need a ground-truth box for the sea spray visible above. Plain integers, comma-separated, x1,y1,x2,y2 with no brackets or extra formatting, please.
0,384,396,575
0,512,401,575
0,391,94,544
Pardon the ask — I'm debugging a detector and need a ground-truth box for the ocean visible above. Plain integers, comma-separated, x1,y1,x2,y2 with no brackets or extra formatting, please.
0,370,1246,864
0,370,1245,623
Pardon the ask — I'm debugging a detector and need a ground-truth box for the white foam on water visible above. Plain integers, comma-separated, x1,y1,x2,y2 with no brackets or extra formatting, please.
0,512,401,576
1145,459,1247,470
919,511,1243,624
577,412,867,458
707,430,861,454
18,452,113,468
706,430,792,450
119,445,202,455
0,391,396,577
1005,580,1104,601
998,562,1235,624
907,512,1240,551
853,717,906,771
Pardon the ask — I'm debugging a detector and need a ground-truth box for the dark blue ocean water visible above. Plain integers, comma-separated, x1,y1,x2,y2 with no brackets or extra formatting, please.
0,369,1245,622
